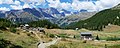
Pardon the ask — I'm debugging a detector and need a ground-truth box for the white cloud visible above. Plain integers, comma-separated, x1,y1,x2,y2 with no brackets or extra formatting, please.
10,1,32,10
71,0,120,11
47,0,120,12
20,0,45,5
14,0,21,5
47,0,60,8
0,0,14,4
23,3,31,8
10,5,23,10
0,0,120,12
2,0,14,4
47,0,97,11
99,0,118,7
61,3,71,10
32,0,45,4
0,0,3,4
0,7,10,11
47,0,72,10
95,0,120,11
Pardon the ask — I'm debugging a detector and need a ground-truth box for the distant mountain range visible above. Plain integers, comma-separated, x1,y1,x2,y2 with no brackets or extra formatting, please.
0,7,96,26
0,8,60,23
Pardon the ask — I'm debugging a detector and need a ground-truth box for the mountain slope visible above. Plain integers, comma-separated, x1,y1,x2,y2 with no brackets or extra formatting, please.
67,4,120,31
56,12,97,26
6,11,39,23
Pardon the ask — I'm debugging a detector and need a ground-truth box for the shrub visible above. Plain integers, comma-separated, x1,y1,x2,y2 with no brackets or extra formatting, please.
105,44,107,48
17,32,20,35
27,33,31,36
31,32,34,34
49,34,55,38
10,28,17,33
41,36,43,38
83,40,87,43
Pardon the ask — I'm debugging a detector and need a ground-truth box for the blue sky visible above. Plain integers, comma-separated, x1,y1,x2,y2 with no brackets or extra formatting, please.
60,0,73,3
0,0,120,12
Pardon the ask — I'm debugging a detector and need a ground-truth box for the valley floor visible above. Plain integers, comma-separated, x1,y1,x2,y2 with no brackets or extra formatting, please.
1,25,120,48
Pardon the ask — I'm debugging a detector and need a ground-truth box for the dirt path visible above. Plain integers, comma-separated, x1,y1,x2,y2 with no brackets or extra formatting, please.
33,31,42,42
38,38,61,48
28,30,61,48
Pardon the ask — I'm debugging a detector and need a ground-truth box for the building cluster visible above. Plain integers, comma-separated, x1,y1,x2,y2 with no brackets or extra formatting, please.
20,24,45,34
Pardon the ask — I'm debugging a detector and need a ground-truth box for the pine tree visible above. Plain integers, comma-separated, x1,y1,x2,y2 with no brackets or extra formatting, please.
96,35,100,40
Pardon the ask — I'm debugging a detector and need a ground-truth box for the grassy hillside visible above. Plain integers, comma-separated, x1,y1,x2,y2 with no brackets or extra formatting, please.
67,4,120,31
0,29,39,48
0,39,23,48
48,29,120,48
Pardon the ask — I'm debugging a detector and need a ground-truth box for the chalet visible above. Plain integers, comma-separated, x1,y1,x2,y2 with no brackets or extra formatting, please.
80,32,93,40
75,28,79,30
25,24,29,29
20,24,30,30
